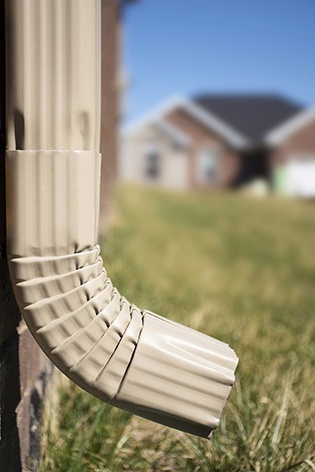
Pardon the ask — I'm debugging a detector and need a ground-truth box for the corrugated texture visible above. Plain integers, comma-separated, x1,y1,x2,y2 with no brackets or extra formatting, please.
115,311,237,437
5,0,238,438
5,0,101,151
6,149,238,437
9,238,143,406
6,151,101,257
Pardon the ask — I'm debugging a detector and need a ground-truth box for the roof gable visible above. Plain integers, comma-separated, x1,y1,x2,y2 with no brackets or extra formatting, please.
265,105,315,146
123,96,249,149
194,94,303,143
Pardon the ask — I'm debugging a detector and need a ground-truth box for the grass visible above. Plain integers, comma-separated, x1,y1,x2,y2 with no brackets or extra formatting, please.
41,185,315,471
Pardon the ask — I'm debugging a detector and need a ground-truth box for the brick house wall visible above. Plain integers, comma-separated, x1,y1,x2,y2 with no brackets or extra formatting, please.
270,118,315,166
99,0,120,232
166,108,241,189
0,253,22,472
121,107,241,191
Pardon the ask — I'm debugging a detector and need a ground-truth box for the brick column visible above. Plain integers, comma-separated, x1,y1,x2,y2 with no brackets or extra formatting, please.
99,0,120,232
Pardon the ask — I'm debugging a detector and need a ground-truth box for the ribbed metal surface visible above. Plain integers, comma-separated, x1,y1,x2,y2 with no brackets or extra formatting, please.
5,0,101,151
5,0,238,438
114,311,237,437
6,151,101,256
9,235,143,405
6,149,238,436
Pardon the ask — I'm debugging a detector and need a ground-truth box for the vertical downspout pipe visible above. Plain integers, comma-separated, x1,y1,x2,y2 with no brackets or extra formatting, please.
5,0,238,438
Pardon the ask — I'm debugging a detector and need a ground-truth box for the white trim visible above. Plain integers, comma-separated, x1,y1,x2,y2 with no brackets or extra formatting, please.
122,96,186,135
265,105,315,146
180,98,248,148
152,118,192,148
123,96,249,149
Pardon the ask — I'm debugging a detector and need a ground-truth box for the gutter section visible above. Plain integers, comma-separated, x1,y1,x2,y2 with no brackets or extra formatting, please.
5,0,238,438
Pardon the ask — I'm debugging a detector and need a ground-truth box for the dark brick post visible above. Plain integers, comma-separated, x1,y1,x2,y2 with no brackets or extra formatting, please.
0,2,22,470
99,0,120,232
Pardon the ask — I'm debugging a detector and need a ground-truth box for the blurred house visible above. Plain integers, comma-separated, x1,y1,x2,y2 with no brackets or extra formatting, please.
266,106,315,197
121,94,315,196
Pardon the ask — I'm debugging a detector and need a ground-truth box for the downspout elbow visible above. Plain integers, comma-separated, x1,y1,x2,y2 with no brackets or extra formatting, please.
5,0,238,438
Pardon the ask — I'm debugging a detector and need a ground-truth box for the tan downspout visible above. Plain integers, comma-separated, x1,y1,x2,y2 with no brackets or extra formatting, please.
5,0,238,438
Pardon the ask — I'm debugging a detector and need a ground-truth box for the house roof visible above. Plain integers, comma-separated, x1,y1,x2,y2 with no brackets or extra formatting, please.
265,105,315,146
123,96,249,149
194,94,303,144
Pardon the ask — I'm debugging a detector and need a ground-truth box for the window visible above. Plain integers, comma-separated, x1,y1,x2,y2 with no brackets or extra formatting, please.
144,143,160,179
198,147,219,183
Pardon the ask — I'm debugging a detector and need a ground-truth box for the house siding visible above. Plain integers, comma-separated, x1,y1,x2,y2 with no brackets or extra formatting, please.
121,125,189,189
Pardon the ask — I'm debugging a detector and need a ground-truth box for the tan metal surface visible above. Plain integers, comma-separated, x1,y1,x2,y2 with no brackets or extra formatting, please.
5,0,101,151
5,0,238,438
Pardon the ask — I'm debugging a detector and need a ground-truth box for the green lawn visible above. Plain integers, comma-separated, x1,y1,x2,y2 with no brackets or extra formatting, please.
41,186,315,472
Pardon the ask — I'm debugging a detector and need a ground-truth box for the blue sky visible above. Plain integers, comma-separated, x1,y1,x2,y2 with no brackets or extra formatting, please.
123,0,315,123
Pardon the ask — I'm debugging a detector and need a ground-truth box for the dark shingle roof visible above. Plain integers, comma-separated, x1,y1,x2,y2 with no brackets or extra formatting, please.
194,94,303,143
